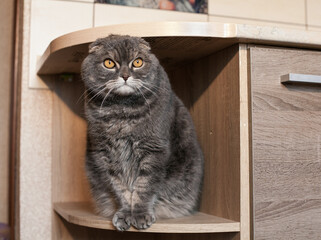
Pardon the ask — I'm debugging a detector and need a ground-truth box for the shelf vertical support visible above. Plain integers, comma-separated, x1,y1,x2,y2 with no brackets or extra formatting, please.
239,44,251,240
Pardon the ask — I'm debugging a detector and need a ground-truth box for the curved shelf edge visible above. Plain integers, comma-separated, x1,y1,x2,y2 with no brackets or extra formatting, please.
54,202,240,234
37,22,321,75
49,22,237,53
37,22,238,75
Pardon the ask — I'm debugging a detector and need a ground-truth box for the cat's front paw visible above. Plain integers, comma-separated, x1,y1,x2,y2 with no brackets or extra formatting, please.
112,210,131,231
131,211,156,230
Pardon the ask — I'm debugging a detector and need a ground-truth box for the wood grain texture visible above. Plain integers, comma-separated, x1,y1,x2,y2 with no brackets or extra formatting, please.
250,46,321,240
52,76,91,203
51,45,243,240
255,199,321,240
37,22,237,75
52,76,91,240
55,216,239,240
48,40,249,239
253,112,321,162
36,22,321,77
238,44,251,240
54,202,240,233
169,45,241,224
0,0,15,225
254,160,321,201
38,37,236,76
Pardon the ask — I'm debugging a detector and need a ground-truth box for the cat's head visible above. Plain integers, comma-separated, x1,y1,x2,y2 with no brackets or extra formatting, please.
81,35,160,98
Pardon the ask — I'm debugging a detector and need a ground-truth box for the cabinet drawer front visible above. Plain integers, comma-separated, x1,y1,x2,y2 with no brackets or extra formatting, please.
250,47,321,240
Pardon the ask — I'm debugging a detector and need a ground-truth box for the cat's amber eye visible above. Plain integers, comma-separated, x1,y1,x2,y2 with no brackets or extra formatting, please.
132,58,143,68
104,59,115,69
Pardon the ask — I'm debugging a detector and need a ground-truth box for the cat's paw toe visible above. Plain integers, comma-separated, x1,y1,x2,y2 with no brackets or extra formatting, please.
131,212,156,230
112,210,131,231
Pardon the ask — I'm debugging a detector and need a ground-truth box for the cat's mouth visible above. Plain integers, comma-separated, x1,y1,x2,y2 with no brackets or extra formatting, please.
114,84,135,96
113,77,136,96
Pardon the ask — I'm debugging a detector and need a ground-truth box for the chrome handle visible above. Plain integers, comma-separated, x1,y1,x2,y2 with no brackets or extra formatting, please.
281,73,321,84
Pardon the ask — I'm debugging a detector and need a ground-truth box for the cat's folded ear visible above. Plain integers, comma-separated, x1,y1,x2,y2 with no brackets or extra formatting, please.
88,38,104,54
139,38,151,51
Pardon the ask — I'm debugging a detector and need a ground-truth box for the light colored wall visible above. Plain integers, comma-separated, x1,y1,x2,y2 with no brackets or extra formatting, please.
94,3,207,27
307,0,321,31
0,0,15,225
207,0,320,31
19,0,93,239
208,0,306,29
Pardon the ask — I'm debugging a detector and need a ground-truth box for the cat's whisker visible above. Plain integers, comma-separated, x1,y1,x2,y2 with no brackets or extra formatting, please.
77,89,91,104
99,86,117,113
132,79,156,94
99,84,120,113
77,84,105,104
137,82,158,96
144,82,170,93
133,78,169,94
86,79,121,104
87,85,109,103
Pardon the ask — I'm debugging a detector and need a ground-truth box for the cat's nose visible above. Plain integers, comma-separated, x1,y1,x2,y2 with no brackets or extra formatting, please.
122,74,129,81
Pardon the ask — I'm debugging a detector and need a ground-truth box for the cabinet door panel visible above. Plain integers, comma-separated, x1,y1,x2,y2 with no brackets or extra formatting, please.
250,46,321,240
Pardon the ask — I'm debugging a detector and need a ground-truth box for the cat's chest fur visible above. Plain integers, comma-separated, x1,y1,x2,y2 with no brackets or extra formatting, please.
104,117,167,190
101,111,151,136
109,137,140,189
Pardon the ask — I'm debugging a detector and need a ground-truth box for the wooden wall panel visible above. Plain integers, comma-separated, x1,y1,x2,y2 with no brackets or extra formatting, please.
56,216,239,240
169,45,241,224
52,76,91,239
0,0,15,225
52,77,90,203
250,46,321,240
51,45,242,240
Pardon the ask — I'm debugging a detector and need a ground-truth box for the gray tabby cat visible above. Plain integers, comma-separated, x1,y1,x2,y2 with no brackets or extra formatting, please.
81,35,204,231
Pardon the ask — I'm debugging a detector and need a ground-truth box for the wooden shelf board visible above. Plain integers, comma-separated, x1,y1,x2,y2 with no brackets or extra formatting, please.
54,202,240,233
37,22,321,76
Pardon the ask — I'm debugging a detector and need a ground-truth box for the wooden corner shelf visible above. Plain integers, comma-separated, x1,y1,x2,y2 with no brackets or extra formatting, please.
37,22,321,76
49,22,256,239
54,202,240,233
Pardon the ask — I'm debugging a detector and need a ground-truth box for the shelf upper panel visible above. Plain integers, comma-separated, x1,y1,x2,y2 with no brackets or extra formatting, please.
37,22,321,75
54,202,240,233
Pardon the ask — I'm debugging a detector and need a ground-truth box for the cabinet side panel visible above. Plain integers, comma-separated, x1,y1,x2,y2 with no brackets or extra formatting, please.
239,44,251,240
52,76,91,239
0,0,15,225
169,45,241,223
250,46,321,240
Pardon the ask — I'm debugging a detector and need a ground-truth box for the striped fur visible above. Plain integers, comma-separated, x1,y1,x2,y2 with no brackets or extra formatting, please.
81,35,204,231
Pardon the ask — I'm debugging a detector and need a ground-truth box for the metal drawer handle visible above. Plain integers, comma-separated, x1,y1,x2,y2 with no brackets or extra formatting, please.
281,73,321,84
